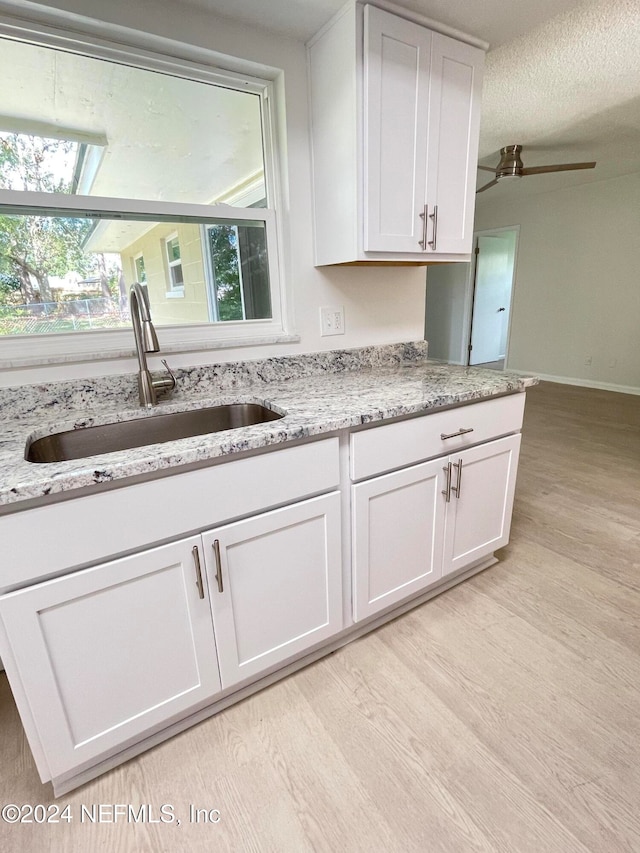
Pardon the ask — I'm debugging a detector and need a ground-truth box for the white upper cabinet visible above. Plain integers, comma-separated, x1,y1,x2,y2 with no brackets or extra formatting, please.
308,2,484,265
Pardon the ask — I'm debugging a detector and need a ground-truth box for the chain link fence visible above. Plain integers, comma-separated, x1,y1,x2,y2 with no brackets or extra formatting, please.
0,297,130,335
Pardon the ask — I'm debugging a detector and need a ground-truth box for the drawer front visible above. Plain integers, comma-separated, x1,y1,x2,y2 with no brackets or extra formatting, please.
350,394,525,481
0,437,340,591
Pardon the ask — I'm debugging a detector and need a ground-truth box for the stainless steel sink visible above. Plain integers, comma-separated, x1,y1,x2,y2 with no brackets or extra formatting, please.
25,403,284,463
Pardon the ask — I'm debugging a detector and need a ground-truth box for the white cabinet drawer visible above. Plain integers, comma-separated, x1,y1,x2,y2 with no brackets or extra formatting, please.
350,393,525,480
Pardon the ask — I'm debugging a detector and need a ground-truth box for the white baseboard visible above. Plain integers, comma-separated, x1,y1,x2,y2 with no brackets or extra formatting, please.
507,370,640,397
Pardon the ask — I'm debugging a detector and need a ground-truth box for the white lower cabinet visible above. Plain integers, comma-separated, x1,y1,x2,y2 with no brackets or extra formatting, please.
0,538,222,779
352,458,446,621
202,492,343,689
442,434,521,577
0,491,344,783
0,404,525,793
352,432,522,622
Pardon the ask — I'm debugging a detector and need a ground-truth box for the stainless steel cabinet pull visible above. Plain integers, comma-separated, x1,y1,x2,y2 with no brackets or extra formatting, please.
192,545,205,600
212,539,224,594
440,427,474,441
452,458,463,499
418,204,428,249
442,461,452,503
428,204,438,250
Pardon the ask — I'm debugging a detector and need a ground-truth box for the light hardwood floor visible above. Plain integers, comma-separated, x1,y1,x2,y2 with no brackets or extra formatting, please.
1,381,639,852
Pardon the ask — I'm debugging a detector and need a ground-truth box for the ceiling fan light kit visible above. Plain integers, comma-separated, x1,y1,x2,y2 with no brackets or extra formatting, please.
477,144,596,193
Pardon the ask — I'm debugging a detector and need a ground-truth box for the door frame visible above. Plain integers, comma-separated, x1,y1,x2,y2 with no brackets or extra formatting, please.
464,225,519,367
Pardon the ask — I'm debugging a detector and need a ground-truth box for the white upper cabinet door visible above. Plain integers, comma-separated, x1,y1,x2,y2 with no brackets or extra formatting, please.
424,33,484,255
203,493,342,689
352,457,446,622
442,434,521,577
0,538,221,780
363,5,431,252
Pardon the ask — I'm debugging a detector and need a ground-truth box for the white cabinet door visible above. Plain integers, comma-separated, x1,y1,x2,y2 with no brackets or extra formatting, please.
424,33,484,255
363,5,431,252
352,458,446,622
0,538,221,779
442,434,521,577
202,493,342,689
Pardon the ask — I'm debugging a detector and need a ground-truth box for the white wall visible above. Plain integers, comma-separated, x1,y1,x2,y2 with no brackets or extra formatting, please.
475,173,640,392
425,263,469,364
0,0,426,386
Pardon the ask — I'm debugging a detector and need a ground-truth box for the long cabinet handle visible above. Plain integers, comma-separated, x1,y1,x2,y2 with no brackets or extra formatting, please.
428,204,438,250
441,461,452,503
440,427,474,441
418,204,428,249
212,539,224,594
192,545,205,600
451,458,463,499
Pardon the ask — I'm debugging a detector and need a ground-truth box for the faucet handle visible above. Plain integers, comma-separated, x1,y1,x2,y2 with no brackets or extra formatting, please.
161,359,176,384
152,359,177,398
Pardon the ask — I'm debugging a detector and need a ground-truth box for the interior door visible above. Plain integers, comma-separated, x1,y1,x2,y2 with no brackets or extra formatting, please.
469,233,516,364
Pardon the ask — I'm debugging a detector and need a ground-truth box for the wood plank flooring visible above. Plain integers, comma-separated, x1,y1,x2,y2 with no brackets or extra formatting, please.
1,381,639,852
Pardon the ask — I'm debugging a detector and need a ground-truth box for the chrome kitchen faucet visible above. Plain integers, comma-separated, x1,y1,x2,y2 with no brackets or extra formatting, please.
129,282,176,407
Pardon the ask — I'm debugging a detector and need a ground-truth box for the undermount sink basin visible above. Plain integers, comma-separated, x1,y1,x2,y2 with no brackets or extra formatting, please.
25,403,284,463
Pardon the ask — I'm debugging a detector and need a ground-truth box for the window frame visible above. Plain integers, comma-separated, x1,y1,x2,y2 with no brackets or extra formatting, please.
133,253,146,285
163,232,185,298
0,14,289,367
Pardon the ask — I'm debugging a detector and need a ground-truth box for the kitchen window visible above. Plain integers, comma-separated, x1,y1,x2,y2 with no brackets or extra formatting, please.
0,24,285,366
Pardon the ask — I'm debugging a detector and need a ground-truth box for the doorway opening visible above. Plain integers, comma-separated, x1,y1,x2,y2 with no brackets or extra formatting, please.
467,227,518,368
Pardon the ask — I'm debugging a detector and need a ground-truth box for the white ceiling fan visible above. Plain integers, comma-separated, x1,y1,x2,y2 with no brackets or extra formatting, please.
477,144,596,193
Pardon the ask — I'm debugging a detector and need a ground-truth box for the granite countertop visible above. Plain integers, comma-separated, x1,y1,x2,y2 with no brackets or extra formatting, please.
0,343,537,508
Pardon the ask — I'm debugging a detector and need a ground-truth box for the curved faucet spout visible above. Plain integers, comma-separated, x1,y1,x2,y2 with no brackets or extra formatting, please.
130,282,159,354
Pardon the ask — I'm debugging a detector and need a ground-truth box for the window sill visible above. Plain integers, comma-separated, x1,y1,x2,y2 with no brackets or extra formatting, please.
0,333,301,369
165,290,185,299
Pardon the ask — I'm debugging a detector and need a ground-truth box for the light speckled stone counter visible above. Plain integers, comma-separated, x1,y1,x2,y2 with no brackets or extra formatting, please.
0,342,537,508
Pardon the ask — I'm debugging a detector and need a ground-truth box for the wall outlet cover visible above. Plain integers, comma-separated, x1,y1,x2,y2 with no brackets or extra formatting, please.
320,306,345,336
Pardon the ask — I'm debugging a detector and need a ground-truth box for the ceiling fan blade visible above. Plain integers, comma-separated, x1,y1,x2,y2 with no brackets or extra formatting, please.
477,165,498,173
476,179,499,194
521,162,596,176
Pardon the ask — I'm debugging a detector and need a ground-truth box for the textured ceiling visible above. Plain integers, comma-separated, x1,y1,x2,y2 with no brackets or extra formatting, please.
181,0,588,48
476,0,640,201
